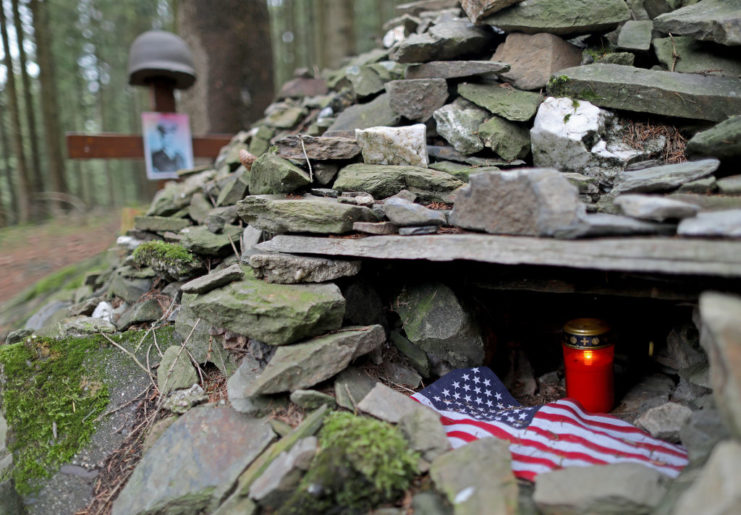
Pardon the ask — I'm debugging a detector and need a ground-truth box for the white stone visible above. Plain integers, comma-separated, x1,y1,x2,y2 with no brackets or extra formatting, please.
615,194,700,221
355,124,429,167
91,301,114,322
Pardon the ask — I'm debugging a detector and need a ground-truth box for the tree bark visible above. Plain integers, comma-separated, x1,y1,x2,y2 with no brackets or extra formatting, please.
178,0,274,135
12,0,43,201
0,2,32,223
30,0,67,214
323,0,355,69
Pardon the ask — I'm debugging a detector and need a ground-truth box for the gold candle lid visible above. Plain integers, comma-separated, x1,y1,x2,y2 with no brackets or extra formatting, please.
563,318,612,349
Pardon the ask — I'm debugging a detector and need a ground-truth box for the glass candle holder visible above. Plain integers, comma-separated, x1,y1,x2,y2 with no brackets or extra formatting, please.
562,318,614,413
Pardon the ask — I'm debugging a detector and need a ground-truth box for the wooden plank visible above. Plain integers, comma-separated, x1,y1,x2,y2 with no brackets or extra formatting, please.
66,133,233,159
256,234,741,278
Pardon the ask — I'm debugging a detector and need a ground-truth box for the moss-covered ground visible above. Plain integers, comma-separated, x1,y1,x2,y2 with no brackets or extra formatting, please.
132,241,196,268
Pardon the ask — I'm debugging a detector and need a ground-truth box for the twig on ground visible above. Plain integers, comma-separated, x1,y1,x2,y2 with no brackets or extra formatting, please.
298,135,314,182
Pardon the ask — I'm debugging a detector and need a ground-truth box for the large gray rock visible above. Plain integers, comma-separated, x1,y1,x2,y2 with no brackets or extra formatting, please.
390,20,494,63
181,263,245,294
547,64,741,122
653,37,741,78
383,197,447,226
686,115,741,161
699,292,741,439
430,437,517,515
188,267,346,346
615,194,700,221
635,402,693,442
617,20,653,51
678,210,741,238
275,135,360,161
248,153,311,195
237,196,377,234
534,463,669,514
432,99,489,155
478,116,531,161
492,32,582,90
327,93,401,134
395,282,484,374
405,60,509,80
346,64,386,99
483,0,631,36
333,163,464,201
356,382,426,424
611,159,720,195
654,0,741,46
450,168,586,238
355,124,429,167
248,253,361,283
399,406,451,466
245,325,385,395
386,79,449,122
461,0,524,23
673,440,741,515
111,406,275,515
458,82,542,122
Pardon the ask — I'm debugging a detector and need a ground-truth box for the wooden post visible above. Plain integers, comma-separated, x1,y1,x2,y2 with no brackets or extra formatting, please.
150,78,177,113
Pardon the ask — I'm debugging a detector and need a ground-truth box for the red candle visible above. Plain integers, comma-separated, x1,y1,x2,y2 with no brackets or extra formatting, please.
562,318,614,413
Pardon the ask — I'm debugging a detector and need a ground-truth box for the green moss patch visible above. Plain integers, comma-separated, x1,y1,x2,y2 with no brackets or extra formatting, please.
132,241,196,267
279,412,418,513
0,335,110,494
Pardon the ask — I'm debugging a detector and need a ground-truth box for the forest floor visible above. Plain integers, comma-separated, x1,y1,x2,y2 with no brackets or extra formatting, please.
0,211,122,305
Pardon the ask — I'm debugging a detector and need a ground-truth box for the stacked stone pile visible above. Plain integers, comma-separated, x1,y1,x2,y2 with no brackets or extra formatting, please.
2,0,741,514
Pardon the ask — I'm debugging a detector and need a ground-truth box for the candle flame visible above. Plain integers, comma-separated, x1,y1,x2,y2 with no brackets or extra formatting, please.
583,350,593,365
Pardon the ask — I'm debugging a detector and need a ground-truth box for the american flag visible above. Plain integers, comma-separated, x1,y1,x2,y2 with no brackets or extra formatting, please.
411,367,688,481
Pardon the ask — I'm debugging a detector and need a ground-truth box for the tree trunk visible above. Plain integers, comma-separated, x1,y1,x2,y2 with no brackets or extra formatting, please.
30,0,67,214
0,2,32,223
323,0,355,69
178,0,274,134
12,0,43,204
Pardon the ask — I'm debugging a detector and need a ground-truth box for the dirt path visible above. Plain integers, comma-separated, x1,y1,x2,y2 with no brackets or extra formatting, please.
0,211,122,304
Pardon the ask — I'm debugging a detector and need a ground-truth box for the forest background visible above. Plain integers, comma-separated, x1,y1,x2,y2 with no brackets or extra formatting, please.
0,0,407,227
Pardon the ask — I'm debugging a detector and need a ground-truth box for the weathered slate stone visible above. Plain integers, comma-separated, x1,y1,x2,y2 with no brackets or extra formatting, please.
678,210,741,238
383,197,447,226
188,267,346,346
111,406,274,515
547,64,741,122
399,405,450,465
216,168,250,207
653,37,741,78
181,263,244,294
673,440,741,515
492,32,582,91
459,82,542,122
617,20,653,51
248,153,311,195
615,194,699,221
134,216,190,233
353,221,399,234
483,0,631,36
433,99,488,154
346,65,385,98
115,298,163,330
248,437,317,509
248,253,361,283
180,224,243,256
333,163,464,200
356,124,429,166
399,225,438,235
461,0,524,23
356,382,423,423
686,115,741,161
680,408,730,465
147,169,216,216
108,274,152,304
237,196,377,234
390,20,494,63
157,345,198,395
430,437,517,515
405,60,509,80
264,103,306,129
717,175,741,195
275,135,360,161
226,358,283,416
451,168,586,238
246,325,385,395
567,213,675,238
611,159,720,195
478,116,530,161
334,367,378,410
654,0,741,46
699,292,741,439
386,79,449,122
289,390,336,410
635,402,692,442
395,282,484,374
326,93,401,133
533,463,668,514
277,77,328,99
390,330,430,377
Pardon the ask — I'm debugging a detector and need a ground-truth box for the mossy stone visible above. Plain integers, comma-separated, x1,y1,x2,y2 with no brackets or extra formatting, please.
249,153,311,195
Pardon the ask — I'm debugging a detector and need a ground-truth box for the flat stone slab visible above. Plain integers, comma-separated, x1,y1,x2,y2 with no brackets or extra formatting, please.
547,64,741,122
327,93,401,133
248,253,362,283
134,216,190,233
654,0,741,46
333,163,464,200
653,37,741,78
256,233,741,277
483,0,630,36
611,159,720,195
687,115,741,161
458,82,542,122
275,135,360,160
615,194,700,221
181,263,245,294
112,406,274,515
678,210,741,238
405,60,509,80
